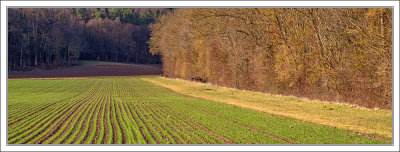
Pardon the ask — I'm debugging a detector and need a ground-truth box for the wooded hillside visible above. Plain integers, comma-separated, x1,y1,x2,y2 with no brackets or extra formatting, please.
8,8,167,70
149,8,392,109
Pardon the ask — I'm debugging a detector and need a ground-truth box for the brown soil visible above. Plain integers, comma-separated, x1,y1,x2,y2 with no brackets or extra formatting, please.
8,64,162,79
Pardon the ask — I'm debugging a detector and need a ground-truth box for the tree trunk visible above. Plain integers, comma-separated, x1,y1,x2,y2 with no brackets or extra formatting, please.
27,31,30,67
380,10,385,47
20,48,23,69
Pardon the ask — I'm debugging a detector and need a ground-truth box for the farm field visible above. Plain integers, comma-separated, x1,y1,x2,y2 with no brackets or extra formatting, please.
142,77,393,139
8,77,390,144
5,7,394,148
8,61,162,79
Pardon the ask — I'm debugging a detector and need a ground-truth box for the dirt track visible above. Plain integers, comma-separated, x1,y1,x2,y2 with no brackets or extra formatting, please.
8,64,163,79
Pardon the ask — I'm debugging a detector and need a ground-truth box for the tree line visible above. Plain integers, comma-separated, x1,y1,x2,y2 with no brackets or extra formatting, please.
8,8,166,70
149,8,392,109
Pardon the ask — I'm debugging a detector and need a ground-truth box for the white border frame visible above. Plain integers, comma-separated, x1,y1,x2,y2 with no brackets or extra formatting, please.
1,1,399,151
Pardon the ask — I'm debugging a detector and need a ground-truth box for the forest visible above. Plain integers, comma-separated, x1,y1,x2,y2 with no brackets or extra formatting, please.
8,8,167,70
148,8,392,109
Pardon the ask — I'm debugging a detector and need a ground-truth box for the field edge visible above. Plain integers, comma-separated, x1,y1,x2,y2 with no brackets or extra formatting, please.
140,76,392,140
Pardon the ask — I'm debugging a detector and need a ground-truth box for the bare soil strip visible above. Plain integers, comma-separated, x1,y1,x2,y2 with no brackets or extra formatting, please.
8,64,162,79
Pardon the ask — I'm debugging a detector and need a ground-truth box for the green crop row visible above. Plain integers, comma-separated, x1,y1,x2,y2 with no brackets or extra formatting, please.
7,78,391,144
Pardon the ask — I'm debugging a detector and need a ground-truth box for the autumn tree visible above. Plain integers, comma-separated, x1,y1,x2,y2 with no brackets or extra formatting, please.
149,8,392,109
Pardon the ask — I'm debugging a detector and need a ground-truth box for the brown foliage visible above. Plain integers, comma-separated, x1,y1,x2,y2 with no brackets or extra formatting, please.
149,8,392,109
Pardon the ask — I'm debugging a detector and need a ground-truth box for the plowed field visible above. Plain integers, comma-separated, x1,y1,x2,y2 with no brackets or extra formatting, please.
8,78,390,144
8,64,162,79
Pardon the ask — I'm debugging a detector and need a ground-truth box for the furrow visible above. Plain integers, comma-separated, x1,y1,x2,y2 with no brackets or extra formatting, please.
74,83,104,144
28,90,98,144
133,101,166,144
146,101,214,144
157,102,234,144
120,101,145,144
125,102,153,144
82,87,104,144
7,80,91,120
8,81,98,135
49,100,92,144
109,91,118,144
54,82,100,144
180,102,297,144
8,100,83,144
93,89,107,144
112,98,126,144
115,100,136,144
142,101,201,144
104,88,113,144
29,81,102,144
67,99,97,144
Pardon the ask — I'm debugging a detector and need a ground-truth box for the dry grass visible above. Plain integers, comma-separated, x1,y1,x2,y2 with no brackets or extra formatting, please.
141,77,392,139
